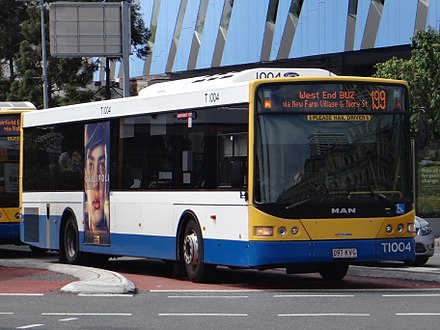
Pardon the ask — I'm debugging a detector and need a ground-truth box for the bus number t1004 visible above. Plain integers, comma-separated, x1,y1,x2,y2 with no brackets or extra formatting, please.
205,92,219,103
370,90,386,110
100,106,111,115
381,241,412,253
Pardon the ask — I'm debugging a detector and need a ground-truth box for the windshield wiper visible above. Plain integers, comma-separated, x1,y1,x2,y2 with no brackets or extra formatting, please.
367,187,395,207
285,198,311,210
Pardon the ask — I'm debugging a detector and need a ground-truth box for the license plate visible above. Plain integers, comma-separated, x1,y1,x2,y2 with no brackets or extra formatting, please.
332,248,357,259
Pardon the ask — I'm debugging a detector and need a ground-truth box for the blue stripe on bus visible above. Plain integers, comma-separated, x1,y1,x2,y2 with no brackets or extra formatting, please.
80,233,176,260
0,223,20,241
81,234,414,267
204,238,415,266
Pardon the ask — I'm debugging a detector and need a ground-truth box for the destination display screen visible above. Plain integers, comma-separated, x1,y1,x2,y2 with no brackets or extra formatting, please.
257,82,406,116
0,115,20,136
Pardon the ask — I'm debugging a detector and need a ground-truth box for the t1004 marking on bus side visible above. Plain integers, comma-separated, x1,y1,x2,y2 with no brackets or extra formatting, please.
204,92,220,103
100,106,111,115
381,241,412,253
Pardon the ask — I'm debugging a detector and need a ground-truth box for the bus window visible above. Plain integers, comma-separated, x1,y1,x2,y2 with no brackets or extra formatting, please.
218,133,247,188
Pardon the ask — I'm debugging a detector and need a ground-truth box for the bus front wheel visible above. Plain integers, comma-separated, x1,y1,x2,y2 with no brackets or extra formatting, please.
319,264,349,281
182,218,214,283
59,217,81,264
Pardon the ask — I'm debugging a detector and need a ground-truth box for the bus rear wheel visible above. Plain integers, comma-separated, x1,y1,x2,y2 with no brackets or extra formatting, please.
182,218,214,283
319,264,349,281
59,217,81,264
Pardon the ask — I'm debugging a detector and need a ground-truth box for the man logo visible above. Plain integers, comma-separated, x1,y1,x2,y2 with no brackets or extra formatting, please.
331,208,356,214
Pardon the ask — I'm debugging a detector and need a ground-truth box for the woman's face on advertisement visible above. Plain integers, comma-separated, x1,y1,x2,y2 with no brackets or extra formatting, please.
85,144,106,227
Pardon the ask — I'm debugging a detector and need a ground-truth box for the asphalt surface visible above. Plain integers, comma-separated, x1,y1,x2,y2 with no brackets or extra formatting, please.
1,241,439,294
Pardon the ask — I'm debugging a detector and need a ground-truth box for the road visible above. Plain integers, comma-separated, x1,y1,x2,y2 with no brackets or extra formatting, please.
2,283,440,329
1,245,440,329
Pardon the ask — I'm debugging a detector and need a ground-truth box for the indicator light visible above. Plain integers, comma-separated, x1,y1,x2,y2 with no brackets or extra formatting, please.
256,226,273,236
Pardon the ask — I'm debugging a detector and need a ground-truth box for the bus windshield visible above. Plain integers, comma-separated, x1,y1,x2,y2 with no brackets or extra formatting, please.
0,115,20,208
254,82,412,217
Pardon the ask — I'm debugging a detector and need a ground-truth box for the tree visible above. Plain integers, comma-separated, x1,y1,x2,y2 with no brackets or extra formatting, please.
0,0,28,100
131,2,151,60
5,0,150,108
374,27,440,139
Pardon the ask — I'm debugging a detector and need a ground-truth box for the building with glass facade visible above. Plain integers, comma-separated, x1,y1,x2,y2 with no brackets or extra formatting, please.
129,0,439,78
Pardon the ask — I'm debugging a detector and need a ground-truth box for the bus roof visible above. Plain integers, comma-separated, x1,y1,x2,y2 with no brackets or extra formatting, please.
138,68,335,97
23,67,337,127
0,101,36,110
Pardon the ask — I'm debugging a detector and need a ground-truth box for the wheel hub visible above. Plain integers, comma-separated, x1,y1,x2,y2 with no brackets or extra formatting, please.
183,232,199,265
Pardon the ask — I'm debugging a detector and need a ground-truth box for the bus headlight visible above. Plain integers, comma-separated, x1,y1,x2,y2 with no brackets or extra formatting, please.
291,227,299,235
278,227,287,236
255,227,273,236
397,223,404,233
407,223,416,233
385,224,393,233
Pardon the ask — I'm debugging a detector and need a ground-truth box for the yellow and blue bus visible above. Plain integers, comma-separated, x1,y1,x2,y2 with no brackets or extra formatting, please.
0,102,35,244
20,68,415,281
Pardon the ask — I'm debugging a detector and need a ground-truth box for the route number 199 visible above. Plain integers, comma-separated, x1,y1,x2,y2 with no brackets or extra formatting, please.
370,90,386,110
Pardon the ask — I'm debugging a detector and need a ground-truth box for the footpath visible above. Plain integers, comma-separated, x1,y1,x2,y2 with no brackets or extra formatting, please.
0,258,136,294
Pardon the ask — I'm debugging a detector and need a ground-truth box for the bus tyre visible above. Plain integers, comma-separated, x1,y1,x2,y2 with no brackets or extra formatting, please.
182,218,214,283
60,217,81,265
404,256,430,267
319,264,349,281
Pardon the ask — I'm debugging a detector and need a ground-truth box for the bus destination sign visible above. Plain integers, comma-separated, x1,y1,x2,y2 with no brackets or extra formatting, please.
259,83,405,115
0,116,20,136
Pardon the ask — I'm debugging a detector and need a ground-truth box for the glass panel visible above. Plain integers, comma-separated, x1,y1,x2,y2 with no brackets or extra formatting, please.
254,114,411,206
23,124,84,192
115,105,248,190
0,115,20,207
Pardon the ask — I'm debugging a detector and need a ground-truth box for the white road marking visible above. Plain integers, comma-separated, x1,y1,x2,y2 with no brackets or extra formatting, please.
0,312,14,315
150,289,258,293
274,294,355,298
158,313,248,317
383,294,440,297
58,318,79,322
278,313,370,317
41,312,132,316
396,313,440,316
167,295,248,299
16,324,45,329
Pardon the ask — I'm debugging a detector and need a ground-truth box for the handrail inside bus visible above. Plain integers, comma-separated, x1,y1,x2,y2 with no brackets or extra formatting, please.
348,191,403,198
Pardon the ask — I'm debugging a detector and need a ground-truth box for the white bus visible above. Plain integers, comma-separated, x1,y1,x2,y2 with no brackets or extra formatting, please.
20,68,415,282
